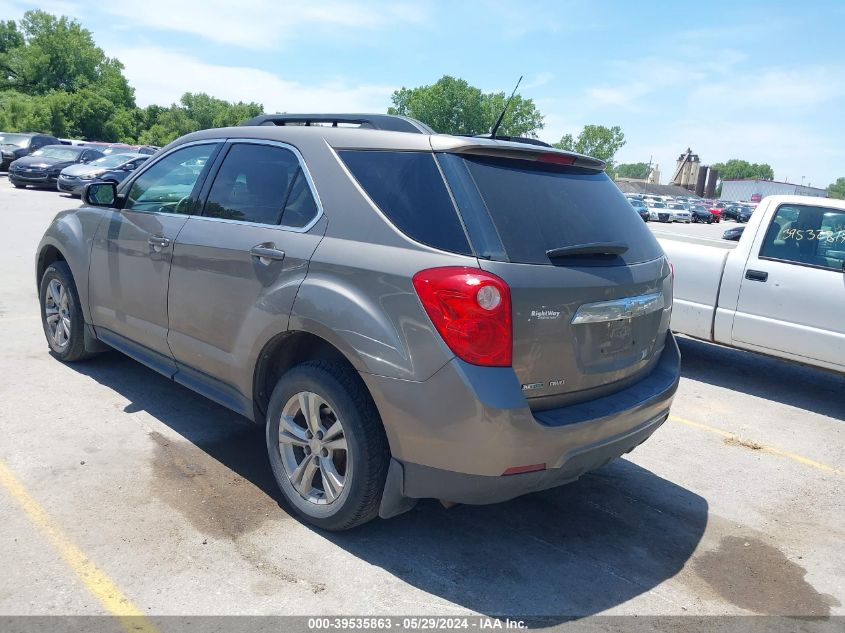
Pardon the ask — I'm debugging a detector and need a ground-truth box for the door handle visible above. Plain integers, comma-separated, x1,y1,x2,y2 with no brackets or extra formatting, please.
148,236,171,252
250,244,285,264
745,269,768,282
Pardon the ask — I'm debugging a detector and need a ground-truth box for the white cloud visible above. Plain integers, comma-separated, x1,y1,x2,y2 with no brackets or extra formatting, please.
103,0,427,50
114,47,396,113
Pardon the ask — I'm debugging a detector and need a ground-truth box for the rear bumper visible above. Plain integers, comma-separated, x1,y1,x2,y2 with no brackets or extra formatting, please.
366,333,680,505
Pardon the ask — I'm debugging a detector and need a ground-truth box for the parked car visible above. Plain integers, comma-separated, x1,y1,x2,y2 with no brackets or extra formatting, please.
626,196,649,221
57,152,150,196
658,195,844,374
706,206,723,222
722,225,744,241
1,132,61,170
722,205,753,223
666,202,692,223
35,115,679,530
647,200,672,222
9,145,105,189
690,204,714,224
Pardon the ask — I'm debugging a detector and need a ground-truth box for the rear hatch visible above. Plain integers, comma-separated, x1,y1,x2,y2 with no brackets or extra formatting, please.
438,150,672,410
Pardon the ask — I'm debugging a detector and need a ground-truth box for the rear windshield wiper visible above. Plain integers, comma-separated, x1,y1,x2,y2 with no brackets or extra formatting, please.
546,242,628,259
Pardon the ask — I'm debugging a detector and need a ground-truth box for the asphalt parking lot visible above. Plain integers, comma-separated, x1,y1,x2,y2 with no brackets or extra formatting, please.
0,177,842,623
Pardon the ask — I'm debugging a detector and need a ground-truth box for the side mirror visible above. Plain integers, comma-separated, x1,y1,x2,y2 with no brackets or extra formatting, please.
83,182,117,207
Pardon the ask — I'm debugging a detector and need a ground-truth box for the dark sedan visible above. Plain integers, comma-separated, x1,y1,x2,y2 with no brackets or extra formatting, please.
723,225,745,241
8,145,104,189
57,152,149,196
689,204,714,223
722,205,753,223
1,132,61,170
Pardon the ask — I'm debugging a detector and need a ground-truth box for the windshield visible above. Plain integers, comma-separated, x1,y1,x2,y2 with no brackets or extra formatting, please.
651,202,666,208
90,154,132,168
0,133,31,147
628,199,646,209
445,154,662,265
31,147,82,160
0,134,32,147
667,203,686,210
691,206,709,212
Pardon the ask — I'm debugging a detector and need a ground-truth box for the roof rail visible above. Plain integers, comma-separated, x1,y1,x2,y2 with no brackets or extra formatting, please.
240,113,435,134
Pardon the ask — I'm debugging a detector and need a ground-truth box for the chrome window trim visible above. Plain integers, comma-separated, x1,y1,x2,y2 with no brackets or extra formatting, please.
117,138,226,213
571,292,665,325
192,138,324,234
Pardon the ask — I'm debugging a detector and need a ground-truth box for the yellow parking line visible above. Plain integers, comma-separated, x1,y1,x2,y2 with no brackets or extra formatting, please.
669,415,843,476
0,460,157,633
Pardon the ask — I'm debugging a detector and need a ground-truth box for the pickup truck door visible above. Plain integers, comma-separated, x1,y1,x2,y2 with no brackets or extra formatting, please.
87,142,222,375
732,202,845,371
166,140,326,415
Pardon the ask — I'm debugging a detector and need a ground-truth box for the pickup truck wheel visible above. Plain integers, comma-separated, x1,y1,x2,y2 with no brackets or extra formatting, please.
39,262,95,362
265,360,389,531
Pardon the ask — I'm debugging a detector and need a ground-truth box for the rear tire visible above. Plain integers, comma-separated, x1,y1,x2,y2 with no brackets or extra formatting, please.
265,360,390,530
39,262,96,362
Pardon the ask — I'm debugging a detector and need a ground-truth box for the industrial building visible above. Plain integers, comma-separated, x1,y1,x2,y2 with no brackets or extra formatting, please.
720,179,828,202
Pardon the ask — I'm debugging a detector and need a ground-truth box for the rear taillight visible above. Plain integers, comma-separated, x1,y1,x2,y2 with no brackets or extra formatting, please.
412,267,512,367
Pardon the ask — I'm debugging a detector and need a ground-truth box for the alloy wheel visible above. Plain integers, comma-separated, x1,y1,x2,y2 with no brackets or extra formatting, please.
44,279,71,350
277,391,349,505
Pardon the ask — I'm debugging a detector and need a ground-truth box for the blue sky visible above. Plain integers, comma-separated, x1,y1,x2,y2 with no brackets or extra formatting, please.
4,0,844,186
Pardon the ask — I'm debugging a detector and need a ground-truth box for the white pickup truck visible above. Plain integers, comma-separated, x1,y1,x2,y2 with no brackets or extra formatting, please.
656,195,845,374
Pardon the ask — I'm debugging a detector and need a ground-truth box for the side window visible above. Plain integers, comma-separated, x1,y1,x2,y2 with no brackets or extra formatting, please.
204,143,302,225
281,169,319,228
125,144,217,214
338,150,471,255
760,204,845,271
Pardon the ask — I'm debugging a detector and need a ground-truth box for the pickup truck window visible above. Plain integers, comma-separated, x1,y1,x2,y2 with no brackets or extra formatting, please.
760,204,845,271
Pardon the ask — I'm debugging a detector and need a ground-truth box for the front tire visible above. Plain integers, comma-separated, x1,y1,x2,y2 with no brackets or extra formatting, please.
11,181,26,189
39,262,95,362
265,360,390,530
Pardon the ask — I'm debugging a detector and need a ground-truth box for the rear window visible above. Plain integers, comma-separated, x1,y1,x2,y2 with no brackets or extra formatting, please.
454,155,662,265
338,150,471,255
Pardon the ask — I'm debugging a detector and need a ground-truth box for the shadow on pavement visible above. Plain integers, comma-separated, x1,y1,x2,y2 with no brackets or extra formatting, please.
69,352,708,621
677,336,844,421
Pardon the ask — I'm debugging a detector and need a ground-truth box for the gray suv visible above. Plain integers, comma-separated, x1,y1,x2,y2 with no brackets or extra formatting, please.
35,115,679,530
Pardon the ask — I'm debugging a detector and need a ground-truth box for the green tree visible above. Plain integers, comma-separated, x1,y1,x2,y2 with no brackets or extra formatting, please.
388,75,544,137
616,162,651,179
137,93,262,146
710,159,774,182
555,125,626,171
0,10,137,140
827,177,845,200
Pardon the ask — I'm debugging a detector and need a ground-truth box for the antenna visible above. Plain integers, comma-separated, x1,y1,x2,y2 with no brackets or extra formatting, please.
489,75,523,139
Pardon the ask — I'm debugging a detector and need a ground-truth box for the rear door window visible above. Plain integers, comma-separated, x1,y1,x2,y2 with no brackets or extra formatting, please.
203,142,318,227
339,150,471,255
449,154,662,265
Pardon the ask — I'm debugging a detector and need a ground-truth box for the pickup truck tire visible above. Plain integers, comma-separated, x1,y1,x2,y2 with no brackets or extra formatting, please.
265,360,390,531
39,262,95,362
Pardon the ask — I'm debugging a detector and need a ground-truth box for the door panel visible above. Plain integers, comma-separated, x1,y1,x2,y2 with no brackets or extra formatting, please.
167,140,326,400
87,142,221,369
167,218,326,396
732,203,845,369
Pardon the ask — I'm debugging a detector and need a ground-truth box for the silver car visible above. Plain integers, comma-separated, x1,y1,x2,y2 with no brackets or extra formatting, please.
35,115,679,530
57,153,150,196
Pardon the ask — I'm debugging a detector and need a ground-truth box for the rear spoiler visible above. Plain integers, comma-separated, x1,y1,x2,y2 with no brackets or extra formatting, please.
431,136,606,171
240,113,435,134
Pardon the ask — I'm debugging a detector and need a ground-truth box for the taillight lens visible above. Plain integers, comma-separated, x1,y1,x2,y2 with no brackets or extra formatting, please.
412,267,512,367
